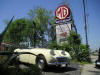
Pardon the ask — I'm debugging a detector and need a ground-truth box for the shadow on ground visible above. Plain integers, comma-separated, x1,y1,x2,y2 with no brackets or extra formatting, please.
44,66,77,73
95,66,100,69
88,70,100,75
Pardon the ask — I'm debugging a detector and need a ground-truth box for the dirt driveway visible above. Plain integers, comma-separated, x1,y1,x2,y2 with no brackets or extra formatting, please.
81,54,100,75
43,62,82,75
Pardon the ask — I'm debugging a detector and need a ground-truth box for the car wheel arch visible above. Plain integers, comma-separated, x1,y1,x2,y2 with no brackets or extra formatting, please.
35,54,48,70
36,54,47,64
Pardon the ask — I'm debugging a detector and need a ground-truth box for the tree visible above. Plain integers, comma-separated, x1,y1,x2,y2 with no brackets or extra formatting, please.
3,18,34,49
2,7,55,49
78,44,90,62
67,31,90,62
67,31,81,47
28,7,55,47
67,31,81,58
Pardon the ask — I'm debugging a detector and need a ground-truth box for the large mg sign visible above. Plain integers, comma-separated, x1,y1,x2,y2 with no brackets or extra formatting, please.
55,5,70,20
55,5,71,44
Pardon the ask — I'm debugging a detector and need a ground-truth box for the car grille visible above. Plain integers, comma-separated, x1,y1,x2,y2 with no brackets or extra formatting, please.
56,57,67,63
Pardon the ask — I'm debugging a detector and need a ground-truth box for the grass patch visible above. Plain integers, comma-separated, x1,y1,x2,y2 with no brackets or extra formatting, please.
79,61,91,65
72,59,91,65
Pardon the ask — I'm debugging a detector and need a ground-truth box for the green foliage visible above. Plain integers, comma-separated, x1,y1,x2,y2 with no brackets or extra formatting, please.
61,43,70,51
0,55,8,64
67,31,90,62
28,7,55,47
49,41,58,49
2,7,55,50
78,44,90,62
67,31,81,46
3,18,34,45
7,46,16,51
49,42,70,52
49,30,90,62
49,42,67,50
0,64,42,75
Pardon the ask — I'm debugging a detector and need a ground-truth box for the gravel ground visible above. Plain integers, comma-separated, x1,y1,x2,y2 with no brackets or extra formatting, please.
81,64,100,75
43,62,82,75
81,54,100,75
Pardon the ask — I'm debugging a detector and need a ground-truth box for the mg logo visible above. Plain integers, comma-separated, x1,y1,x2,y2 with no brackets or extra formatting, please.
55,5,70,20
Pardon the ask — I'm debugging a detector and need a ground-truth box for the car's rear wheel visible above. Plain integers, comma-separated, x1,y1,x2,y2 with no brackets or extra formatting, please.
36,55,47,70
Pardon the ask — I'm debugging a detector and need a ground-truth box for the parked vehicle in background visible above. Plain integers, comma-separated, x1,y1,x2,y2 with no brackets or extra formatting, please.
14,48,71,70
95,48,100,67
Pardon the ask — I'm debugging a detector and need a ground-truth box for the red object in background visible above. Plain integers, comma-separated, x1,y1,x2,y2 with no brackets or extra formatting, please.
59,32,68,37
55,5,70,20
0,44,6,51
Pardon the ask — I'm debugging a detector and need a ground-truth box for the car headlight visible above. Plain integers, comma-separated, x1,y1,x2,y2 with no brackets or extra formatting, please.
61,51,66,55
49,57,56,63
50,50,55,55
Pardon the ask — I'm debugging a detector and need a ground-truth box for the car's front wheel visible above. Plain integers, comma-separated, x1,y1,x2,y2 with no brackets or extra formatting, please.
36,55,47,70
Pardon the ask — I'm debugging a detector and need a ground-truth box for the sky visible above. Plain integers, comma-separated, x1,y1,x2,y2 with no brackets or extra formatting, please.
0,0,100,51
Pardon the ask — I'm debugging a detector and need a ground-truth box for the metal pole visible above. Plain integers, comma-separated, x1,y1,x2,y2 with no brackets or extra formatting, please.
33,21,36,48
83,0,88,49
98,48,100,60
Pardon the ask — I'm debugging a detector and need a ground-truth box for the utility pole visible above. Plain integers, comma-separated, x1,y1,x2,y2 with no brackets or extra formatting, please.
83,0,88,49
33,21,36,48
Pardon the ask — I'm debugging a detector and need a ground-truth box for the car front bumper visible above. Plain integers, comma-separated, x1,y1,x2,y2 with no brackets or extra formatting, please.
48,57,70,67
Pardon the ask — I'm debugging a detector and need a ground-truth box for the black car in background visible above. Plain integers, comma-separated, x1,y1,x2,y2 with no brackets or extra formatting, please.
95,48,100,68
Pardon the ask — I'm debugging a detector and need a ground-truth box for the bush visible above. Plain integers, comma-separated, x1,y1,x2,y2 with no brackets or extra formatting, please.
77,44,91,62
7,46,16,51
49,31,91,62
0,64,42,75
0,55,9,64
49,41,59,50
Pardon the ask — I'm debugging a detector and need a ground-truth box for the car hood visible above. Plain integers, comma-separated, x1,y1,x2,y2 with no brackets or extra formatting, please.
14,48,71,59
31,48,71,59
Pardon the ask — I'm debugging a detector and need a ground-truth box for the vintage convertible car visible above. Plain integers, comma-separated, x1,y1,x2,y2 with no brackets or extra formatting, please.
14,48,71,69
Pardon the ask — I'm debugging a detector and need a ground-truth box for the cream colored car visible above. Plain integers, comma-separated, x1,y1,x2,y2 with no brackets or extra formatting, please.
14,48,71,69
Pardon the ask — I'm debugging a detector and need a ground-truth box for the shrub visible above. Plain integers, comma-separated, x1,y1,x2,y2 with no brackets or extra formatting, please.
0,64,42,75
0,55,9,64
77,44,91,62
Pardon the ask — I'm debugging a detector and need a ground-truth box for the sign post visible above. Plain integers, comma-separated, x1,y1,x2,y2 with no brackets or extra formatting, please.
55,5,71,44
